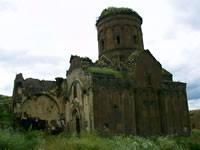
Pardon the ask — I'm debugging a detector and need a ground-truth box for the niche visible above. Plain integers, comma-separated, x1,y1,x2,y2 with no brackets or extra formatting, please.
73,84,77,98
117,35,120,44
133,35,137,44
101,40,105,50
113,104,118,109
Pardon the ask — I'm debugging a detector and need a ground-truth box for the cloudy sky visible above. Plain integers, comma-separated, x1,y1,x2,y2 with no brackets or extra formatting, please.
0,0,199,110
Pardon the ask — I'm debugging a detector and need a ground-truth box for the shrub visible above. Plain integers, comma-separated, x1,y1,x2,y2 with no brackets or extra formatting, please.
0,128,45,150
0,95,13,128
175,130,200,150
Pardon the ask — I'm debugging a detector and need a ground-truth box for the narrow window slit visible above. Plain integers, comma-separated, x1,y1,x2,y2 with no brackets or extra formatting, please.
133,36,137,44
74,84,77,98
101,40,104,50
117,36,120,44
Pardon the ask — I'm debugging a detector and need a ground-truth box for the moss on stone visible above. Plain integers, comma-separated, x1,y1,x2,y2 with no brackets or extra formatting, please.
88,67,124,79
96,7,142,26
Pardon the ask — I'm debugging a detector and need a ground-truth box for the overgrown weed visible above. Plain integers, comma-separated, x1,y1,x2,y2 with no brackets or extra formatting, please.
1,129,200,150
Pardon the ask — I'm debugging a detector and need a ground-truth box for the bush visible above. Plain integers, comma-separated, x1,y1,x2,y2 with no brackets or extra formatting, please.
0,128,45,150
175,130,200,150
0,95,13,128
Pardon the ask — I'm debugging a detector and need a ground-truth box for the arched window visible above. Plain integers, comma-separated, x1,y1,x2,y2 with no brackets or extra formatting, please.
146,73,152,86
72,82,81,100
192,123,195,129
117,35,120,44
133,35,137,44
74,83,77,98
72,109,81,134
101,40,104,50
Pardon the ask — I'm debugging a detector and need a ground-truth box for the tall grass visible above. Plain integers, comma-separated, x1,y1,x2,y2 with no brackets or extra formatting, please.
0,95,13,128
108,135,187,150
0,128,45,150
41,132,112,150
1,129,200,150
175,130,200,150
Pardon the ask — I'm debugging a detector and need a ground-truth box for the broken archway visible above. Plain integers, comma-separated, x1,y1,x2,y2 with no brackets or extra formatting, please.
21,94,61,131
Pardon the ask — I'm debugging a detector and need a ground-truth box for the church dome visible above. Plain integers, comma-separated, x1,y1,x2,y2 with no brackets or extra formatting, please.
96,7,143,26
96,7,144,60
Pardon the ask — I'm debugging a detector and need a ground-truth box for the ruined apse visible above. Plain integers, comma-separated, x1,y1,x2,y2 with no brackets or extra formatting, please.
12,7,191,136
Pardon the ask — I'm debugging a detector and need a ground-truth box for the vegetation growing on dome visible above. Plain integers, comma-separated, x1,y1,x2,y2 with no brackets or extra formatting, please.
96,7,142,26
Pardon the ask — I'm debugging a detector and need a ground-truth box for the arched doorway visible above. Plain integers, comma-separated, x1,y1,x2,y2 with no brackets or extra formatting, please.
72,109,81,134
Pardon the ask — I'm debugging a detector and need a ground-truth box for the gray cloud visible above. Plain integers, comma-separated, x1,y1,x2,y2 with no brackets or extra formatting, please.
170,65,200,100
0,48,68,78
188,99,200,110
0,0,199,103
1,84,13,95
0,48,69,95
187,81,200,100
169,0,200,30
0,49,66,68
0,1,15,12
163,30,177,40
172,69,200,100
163,58,200,101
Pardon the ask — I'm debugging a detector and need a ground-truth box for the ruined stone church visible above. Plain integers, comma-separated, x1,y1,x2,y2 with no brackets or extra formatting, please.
12,7,191,136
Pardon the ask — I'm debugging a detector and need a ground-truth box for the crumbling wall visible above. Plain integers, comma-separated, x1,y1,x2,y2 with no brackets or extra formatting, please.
65,56,94,133
190,110,200,130
12,73,66,132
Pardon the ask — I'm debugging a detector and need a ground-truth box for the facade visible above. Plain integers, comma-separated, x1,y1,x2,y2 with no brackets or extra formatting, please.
12,7,191,136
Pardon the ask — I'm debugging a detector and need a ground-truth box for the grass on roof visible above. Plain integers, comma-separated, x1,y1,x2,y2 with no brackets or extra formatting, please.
88,67,124,79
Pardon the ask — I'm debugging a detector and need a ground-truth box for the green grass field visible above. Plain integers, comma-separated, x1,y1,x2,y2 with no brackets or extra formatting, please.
0,129,200,150
0,95,200,150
